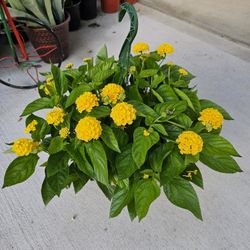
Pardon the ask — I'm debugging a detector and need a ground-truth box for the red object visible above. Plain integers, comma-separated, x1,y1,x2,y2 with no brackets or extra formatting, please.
101,0,120,13
0,0,28,60
126,0,137,4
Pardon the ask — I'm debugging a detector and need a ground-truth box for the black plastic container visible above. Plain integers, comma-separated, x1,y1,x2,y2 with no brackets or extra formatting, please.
65,0,81,31
80,0,97,20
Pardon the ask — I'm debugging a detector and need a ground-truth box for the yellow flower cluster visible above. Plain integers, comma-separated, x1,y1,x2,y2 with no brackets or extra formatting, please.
176,131,203,155
75,117,102,142
24,120,38,134
132,42,150,54
178,68,188,76
198,108,224,132
65,63,74,69
59,127,70,139
157,43,174,56
110,102,136,126
44,75,55,96
46,108,65,126
75,92,99,113
101,83,125,105
83,57,92,63
143,129,150,137
12,138,38,157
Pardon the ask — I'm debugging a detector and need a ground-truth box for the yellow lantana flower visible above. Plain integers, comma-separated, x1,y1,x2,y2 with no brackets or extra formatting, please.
132,42,150,54
110,102,136,126
143,174,150,179
75,117,102,142
178,68,188,76
101,83,125,105
46,108,65,126
44,75,55,96
12,138,38,156
59,127,70,139
65,63,74,69
143,129,150,137
176,131,203,155
24,120,38,134
198,108,224,132
83,57,92,63
157,43,174,56
75,92,99,113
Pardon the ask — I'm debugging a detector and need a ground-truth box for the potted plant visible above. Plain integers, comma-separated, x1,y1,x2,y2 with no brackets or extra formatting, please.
65,0,81,31
7,0,70,63
80,0,97,20
2,3,241,221
101,0,120,13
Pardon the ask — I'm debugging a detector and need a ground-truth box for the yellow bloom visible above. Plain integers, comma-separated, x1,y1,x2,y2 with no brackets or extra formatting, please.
12,138,38,157
65,63,74,69
75,92,99,113
143,174,150,179
46,108,65,126
176,131,203,155
198,108,224,132
75,117,102,142
129,66,137,74
132,42,150,54
101,83,125,105
166,61,174,66
59,127,70,139
143,129,150,137
178,68,188,76
24,120,38,134
182,170,198,180
110,102,136,126
83,57,92,62
157,43,174,56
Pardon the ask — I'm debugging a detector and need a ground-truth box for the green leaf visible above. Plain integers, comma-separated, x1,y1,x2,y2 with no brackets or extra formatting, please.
97,182,114,200
161,150,186,183
128,100,158,119
112,127,129,149
92,69,115,82
51,64,68,95
200,99,233,120
96,45,108,64
110,187,130,218
151,89,164,103
132,127,160,167
134,179,160,221
163,177,202,220
48,136,65,154
88,106,111,119
69,165,89,193
139,69,158,78
41,178,56,205
21,97,54,116
127,199,137,221
151,124,168,136
156,84,178,102
46,152,69,177
173,113,193,128
115,145,138,179
101,124,120,153
149,143,173,172
127,85,143,102
185,154,199,165
201,133,240,156
174,88,195,111
184,90,201,113
65,85,92,108
85,141,109,185
200,153,242,173
3,154,39,188
154,101,187,118
151,73,165,88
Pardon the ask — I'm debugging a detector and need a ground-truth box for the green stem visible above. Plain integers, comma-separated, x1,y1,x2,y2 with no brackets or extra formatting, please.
166,120,186,129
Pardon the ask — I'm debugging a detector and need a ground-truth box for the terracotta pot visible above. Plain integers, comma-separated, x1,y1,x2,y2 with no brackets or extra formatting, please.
101,0,120,13
126,0,137,4
25,15,70,64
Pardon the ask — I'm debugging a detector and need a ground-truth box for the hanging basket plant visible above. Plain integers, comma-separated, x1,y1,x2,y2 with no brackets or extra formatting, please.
2,3,241,221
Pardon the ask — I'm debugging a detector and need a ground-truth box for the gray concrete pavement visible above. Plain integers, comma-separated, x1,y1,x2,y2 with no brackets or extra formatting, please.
0,4,250,250
141,0,250,47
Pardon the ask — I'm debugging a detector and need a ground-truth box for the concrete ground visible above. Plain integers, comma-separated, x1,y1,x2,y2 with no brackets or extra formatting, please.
141,0,250,47
0,3,250,250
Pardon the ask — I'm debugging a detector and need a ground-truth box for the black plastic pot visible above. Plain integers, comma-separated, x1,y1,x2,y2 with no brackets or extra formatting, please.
80,0,97,20
65,0,81,31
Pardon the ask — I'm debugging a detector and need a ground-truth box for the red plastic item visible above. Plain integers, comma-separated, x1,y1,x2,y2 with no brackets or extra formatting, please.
126,0,137,4
101,0,120,13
